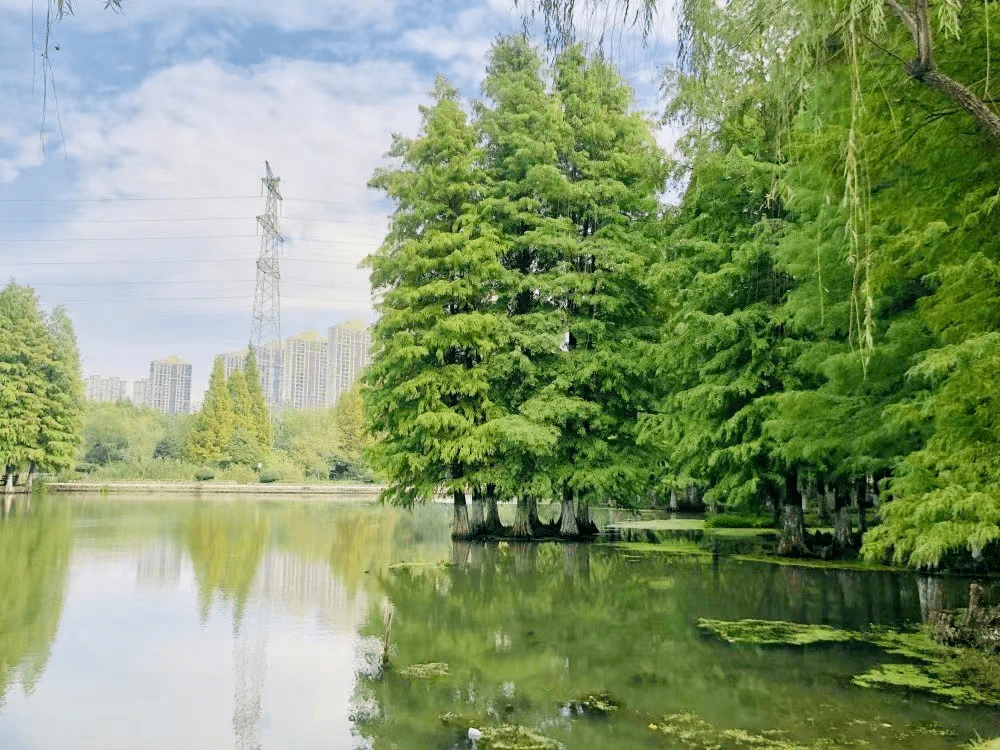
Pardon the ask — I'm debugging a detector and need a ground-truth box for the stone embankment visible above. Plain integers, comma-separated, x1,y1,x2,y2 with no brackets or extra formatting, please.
39,481,383,498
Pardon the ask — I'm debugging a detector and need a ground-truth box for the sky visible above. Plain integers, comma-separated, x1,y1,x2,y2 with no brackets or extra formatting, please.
1,0,675,401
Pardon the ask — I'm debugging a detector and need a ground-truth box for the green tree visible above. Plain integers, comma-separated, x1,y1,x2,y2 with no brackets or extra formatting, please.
243,347,272,451
186,358,233,465
365,76,510,537
0,284,48,487
334,383,369,463
34,305,83,483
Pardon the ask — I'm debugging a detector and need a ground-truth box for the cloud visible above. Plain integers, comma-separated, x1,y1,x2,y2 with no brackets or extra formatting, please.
9,55,426,394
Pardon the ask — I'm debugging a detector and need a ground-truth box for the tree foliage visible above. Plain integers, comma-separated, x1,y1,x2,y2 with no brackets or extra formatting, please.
0,282,83,482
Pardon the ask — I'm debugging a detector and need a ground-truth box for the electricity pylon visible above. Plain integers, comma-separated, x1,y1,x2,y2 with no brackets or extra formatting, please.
250,162,283,350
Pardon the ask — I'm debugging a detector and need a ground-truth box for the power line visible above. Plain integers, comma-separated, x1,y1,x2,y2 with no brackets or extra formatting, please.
0,195,259,202
11,257,358,265
1,234,258,242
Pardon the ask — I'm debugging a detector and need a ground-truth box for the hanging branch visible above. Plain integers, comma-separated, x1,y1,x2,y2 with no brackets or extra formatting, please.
883,0,1000,138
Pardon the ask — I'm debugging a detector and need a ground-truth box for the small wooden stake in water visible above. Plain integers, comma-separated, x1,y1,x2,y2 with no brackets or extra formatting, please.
382,609,393,668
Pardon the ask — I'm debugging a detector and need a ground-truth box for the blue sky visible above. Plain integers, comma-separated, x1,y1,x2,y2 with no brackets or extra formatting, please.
0,0,674,400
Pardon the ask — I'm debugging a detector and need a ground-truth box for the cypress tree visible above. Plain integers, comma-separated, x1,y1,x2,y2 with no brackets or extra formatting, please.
365,76,510,537
243,347,272,451
186,358,234,465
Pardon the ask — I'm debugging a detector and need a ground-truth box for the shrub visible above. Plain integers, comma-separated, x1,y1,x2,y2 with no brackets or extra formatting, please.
195,466,216,481
259,469,281,483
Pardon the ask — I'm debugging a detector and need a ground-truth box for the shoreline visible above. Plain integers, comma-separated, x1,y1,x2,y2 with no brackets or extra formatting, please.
36,481,385,497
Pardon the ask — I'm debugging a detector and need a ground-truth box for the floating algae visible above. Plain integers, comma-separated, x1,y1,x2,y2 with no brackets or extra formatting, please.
699,618,1000,706
476,724,563,750
398,661,449,678
562,690,621,716
698,618,860,646
851,663,990,705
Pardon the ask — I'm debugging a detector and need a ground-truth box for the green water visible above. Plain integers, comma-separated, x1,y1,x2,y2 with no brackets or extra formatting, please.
0,495,996,750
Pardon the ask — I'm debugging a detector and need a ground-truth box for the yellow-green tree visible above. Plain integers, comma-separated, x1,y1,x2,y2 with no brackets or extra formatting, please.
243,347,272,450
185,358,233,464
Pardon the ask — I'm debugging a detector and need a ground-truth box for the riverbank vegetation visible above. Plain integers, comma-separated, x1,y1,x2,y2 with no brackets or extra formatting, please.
363,15,1000,573
63,362,373,484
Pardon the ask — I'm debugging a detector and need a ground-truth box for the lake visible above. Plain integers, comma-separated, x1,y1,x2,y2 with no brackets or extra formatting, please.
0,494,997,749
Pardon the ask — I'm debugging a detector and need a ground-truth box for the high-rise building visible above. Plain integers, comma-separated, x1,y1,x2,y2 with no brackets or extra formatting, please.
132,378,149,407
327,320,372,405
281,331,327,410
219,342,282,407
147,356,192,415
84,375,128,403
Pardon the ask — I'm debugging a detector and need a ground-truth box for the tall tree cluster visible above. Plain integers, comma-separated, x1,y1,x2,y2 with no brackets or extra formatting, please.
0,282,84,490
186,351,271,468
518,0,1000,567
364,39,669,538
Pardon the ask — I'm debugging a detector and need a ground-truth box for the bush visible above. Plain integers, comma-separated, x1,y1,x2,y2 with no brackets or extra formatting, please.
195,466,216,481
259,469,281,483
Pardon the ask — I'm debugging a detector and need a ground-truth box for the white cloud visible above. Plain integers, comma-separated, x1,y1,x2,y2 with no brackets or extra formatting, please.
12,55,426,395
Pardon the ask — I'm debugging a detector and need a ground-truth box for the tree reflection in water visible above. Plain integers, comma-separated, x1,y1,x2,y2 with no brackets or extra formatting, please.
0,497,71,709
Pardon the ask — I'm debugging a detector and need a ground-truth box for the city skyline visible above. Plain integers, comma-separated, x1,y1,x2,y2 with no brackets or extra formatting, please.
86,318,373,409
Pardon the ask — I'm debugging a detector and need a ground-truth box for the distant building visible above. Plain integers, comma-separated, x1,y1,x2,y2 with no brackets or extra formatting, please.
327,320,372,406
147,356,192,415
84,375,128,403
219,342,282,407
132,378,149,407
281,331,327,410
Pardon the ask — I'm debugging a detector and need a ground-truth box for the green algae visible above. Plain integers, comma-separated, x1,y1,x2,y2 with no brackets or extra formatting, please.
563,690,621,716
607,540,712,557
700,618,1000,706
851,663,990,704
606,518,705,531
698,618,861,646
730,554,904,572
398,661,449,679
649,710,958,750
649,711,828,750
477,724,564,750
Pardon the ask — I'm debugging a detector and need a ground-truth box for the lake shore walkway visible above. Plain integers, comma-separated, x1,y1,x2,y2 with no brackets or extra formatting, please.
38,481,384,497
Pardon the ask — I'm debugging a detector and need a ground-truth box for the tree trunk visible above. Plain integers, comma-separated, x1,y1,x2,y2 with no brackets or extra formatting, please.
857,476,868,534
512,495,533,538
26,462,36,493
669,488,678,512
452,489,471,539
777,470,810,556
469,487,485,537
4,467,14,492
575,489,597,535
817,478,833,526
484,483,503,534
833,482,854,554
917,574,944,622
559,485,579,537
528,495,545,535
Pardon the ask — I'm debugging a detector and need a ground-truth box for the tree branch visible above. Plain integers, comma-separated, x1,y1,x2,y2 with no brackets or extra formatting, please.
882,0,1000,140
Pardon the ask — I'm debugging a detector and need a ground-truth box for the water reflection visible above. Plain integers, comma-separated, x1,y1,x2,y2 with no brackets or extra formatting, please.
0,499,997,750
0,497,71,710
353,540,1000,750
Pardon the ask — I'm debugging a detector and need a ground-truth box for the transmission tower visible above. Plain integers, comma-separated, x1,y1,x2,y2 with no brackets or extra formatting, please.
250,162,284,350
